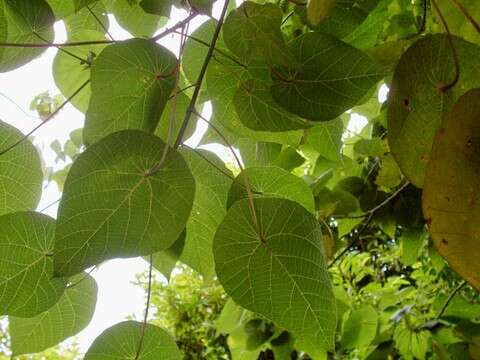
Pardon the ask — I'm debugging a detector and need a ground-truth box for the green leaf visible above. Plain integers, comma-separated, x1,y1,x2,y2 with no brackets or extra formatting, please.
0,0,55,72
234,79,312,131
65,1,109,35
214,197,337,352
105,0,166,37
52,30,106,113
423,89,480,291
435,0,480,45
84,38,177,146
388,35,480,187
227,166,315,213
223,2,292,67
305,118,344,162
0,120,43,215
179,149,232,279
0,212,66,317
375,155,402,188
148,230,185,281
354,137,386,158
400,229,425,266
307,0,337,26
84,321,181,360
216,298,245,335
73,0,98,12
394,324,430,360
236,139,282,168
54,130,195,277
10,272,97,356
206,57,302,146
341,306,378,349
271,32,383,122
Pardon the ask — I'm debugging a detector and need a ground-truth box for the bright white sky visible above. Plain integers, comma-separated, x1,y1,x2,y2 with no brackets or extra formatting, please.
0,2,387,355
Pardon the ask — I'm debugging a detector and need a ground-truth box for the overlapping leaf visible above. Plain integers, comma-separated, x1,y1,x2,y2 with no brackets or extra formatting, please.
423,89,480,291
84,321,181,360
214,197,336,353
54,130,195,277
148,231,185,281
271,32,383,122
0,212,66,317
227,166,315,213
0,120,43,215
388,35,480,187
179,149,232,279
0,0,55,72
84,38,177,145
10,272,97,356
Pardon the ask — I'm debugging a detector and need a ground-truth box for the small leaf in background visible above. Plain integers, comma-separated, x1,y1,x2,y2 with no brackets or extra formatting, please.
375,155,402,188
148,230,185,281
54,130,195,277
423,89,480,291
214,197,336,353
306,118,344,162
10,272,97,356
84,38,177,146
341,306,378,350
0,120,43,216
84,321,181,360
0,212,66,317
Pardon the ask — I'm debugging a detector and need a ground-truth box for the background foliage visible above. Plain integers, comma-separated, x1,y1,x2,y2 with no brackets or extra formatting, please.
0,0,479,359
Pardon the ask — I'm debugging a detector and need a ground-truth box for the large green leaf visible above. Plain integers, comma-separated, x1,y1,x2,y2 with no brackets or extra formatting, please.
0,120,43,215
10,272,97,356
388,35,480,187
54,130,195,277
0,0,55,72
179,149,232,279
0,212,66,317
52,30,106,113
234,79,312,131
422,89,480,291
223,2,292,67
214,197,336,352
84,38,177,146
84,321,181,360
227,166,315,213
271,32,383,122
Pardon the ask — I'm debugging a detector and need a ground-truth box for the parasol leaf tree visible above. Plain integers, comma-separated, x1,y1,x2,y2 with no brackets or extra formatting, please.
0,0,478,358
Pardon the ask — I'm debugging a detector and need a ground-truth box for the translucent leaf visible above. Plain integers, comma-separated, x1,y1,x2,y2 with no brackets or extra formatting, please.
73,0,98,12
54,130,195,277
179,149,232,279
305,118,344,162
423,89,480,291
0,212,66,317
223,2,293,67
84,38,177,145
388,35,480,187
234,79,312,131
214,197,336,352
227,166,315,214
65,1,109,35
0,120,43,215
271,32,383,122
393,324,430,360
341,306,378,349
10,272,97,356
105,0,166,37
52,30,106,113
84,321,181,360
0,0,55,72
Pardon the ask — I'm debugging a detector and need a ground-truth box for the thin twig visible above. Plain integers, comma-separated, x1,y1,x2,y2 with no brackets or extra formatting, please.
448,0,480,34
0,39,115,48
436,281,467,319
134,257,154,360
431,0,460,92
337,181,409,219
33,31,91,65
87,5,115,41
66,266,97,289
39,198,61,213
151,12,198,41
173,0,230,149
0,79,90,156
182,144,235,180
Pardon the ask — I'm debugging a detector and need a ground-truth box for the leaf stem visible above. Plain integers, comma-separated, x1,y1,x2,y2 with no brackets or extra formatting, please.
436,280,467,319
134,257,153,360
0,79,90,157
151,12,198,41
448,0,480,34
86,5,115,41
